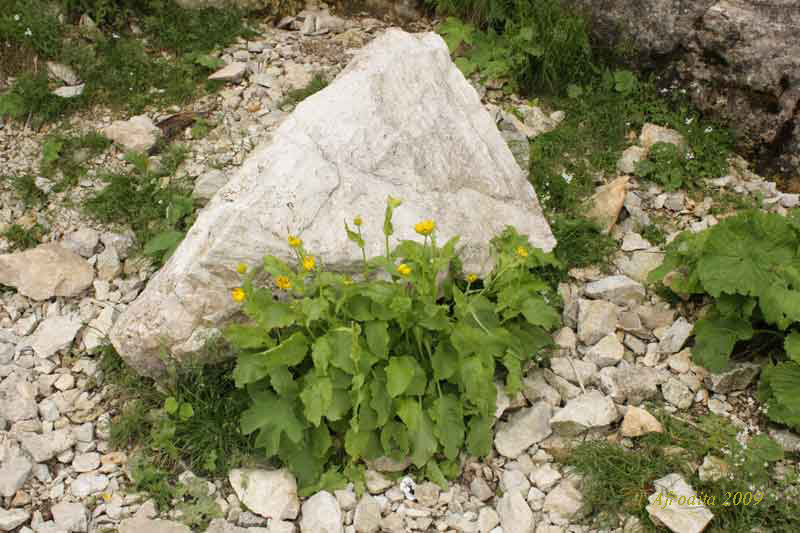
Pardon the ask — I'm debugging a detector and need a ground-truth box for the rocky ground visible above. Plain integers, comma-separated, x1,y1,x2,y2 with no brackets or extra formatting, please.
1,4,799,533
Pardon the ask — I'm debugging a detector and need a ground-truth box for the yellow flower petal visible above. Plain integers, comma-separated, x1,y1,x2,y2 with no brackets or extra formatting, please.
396,263,412,277
353,216,363,227
515,245,529,258
414,219,436,236
303,255,316,271
467,274,477,283
288,235,302,248
275,276,292,290
231,288,246,302
236,263,247,274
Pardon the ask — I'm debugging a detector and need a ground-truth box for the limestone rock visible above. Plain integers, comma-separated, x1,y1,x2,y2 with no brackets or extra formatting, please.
543,479,585,520
646,473,713,533
0,508,30,531
586,176,628,233
549,357,598,386
209,62,248,82
662,377,693,410
497,490,534,533
300,491,343,533
0,454,32,498
616,251,665,283
617,145,647,174
550,391,620,437
118,516,192,533
620,406,663,437
19,429,76,462
577,299,618,345
639,124,686,151
103,115,161,153
26,314,82,358
353,495,381,533
599,366,665,405
658,318,693,354
584,275,646,306
229,469,299,520
494,402,552,458
51,502,88,532
192,169,230,202
0,244,94,300
704,363,760,394
111,29,555,377
586,334,624,368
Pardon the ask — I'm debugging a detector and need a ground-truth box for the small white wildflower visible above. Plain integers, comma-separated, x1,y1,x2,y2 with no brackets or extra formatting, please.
561,172,574,184
686,151,695,160
14,14,21,21
112,32,120,39
24,27,32,37
705,126,713,133
685,117,694,125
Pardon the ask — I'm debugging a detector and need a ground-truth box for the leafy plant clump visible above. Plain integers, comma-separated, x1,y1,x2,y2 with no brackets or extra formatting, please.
649,209,800,430
225,198,562,492
83,147,195,264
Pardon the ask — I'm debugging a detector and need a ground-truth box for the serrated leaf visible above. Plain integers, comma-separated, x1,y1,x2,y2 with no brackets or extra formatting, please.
344,427,382,461
432,341,458,381
380,420,410,458
224,323,275,350
520,297,561,330
365,321,389,359
786,332,800,364
310,423,332,458
243,288,297,331
430,395,464,460
396,398,438,468
297,467,348,498
300,375,333,426
233,332,309,387
748,434,784,463
386,356,418,398
466,415,493,457
692,317,754,373
270,366,298,397
369,373,392,425
501,352,523,396
426,461,449,490
241,389,305,457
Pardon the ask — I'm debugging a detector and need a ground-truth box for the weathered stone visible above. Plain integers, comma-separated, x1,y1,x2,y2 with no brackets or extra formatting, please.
586,176,629,233
192,169,230,202
698,455,729,483
62,229,99,258
586,334,625,368
550,391,620,437
621,232,652,252
659,318,693,354
500,469,531,497
353,495,381,533
549,357,598,386
300,491,343,533
639,124,687,152
51,502,88,532
599,366,665,405
617,145,647,174
0,454,32,498
364,469,393,494
494,402,552,458
577,299,618,345
662,377,693,410
111,29,555,377
620,406,663,438
19,429,76,462
208,62,248,82
229,469,299,520
118,516,192,533
543,479,585,520
0,244,94,300
616,251,665,283
72,452,101,473
529,464,562,491
103,115,161,153
584,275,645,306
704,363,760,394
26,314,82,358
646,473,713,533
497,490,533,533
0,508,30,531
83,306,117,353
53,84,84,98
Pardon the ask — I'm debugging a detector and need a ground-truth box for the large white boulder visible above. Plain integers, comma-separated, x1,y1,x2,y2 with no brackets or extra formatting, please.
110,29,554,377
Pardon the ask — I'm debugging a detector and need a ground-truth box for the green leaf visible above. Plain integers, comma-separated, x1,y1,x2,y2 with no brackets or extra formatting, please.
310,423,332,458
193,53,225,70
143,230,184,258
300,375,333,426
297,467,348,498
386,356,425,398
786,332,800,364
425,461,449,490
344,221,365,249
430,395,465,460
380,420,410,458
270,366,299,398
365,321,390,359
233,332,309,387
396,398,438,468
432,341,458,381
178,403,194,420
748,434,784,463
692,317,754,373
241,389,305,457
369,373,392,425
466,415,493,457
224,323,275,350
323,328,357,375
164,396,179,415
520,297,561,330
243,288,297,331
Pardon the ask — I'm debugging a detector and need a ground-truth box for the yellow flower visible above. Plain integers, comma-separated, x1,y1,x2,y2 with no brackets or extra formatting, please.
467,273,477,283
515,245,529,258
231,288,246,302
353,216,363,227
236,263,247,274
387,196,403,208
288,235,302,248
396,263,412,277
303,255,316,271
275,276,292,290
414,219,436,236
101,492,112,503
